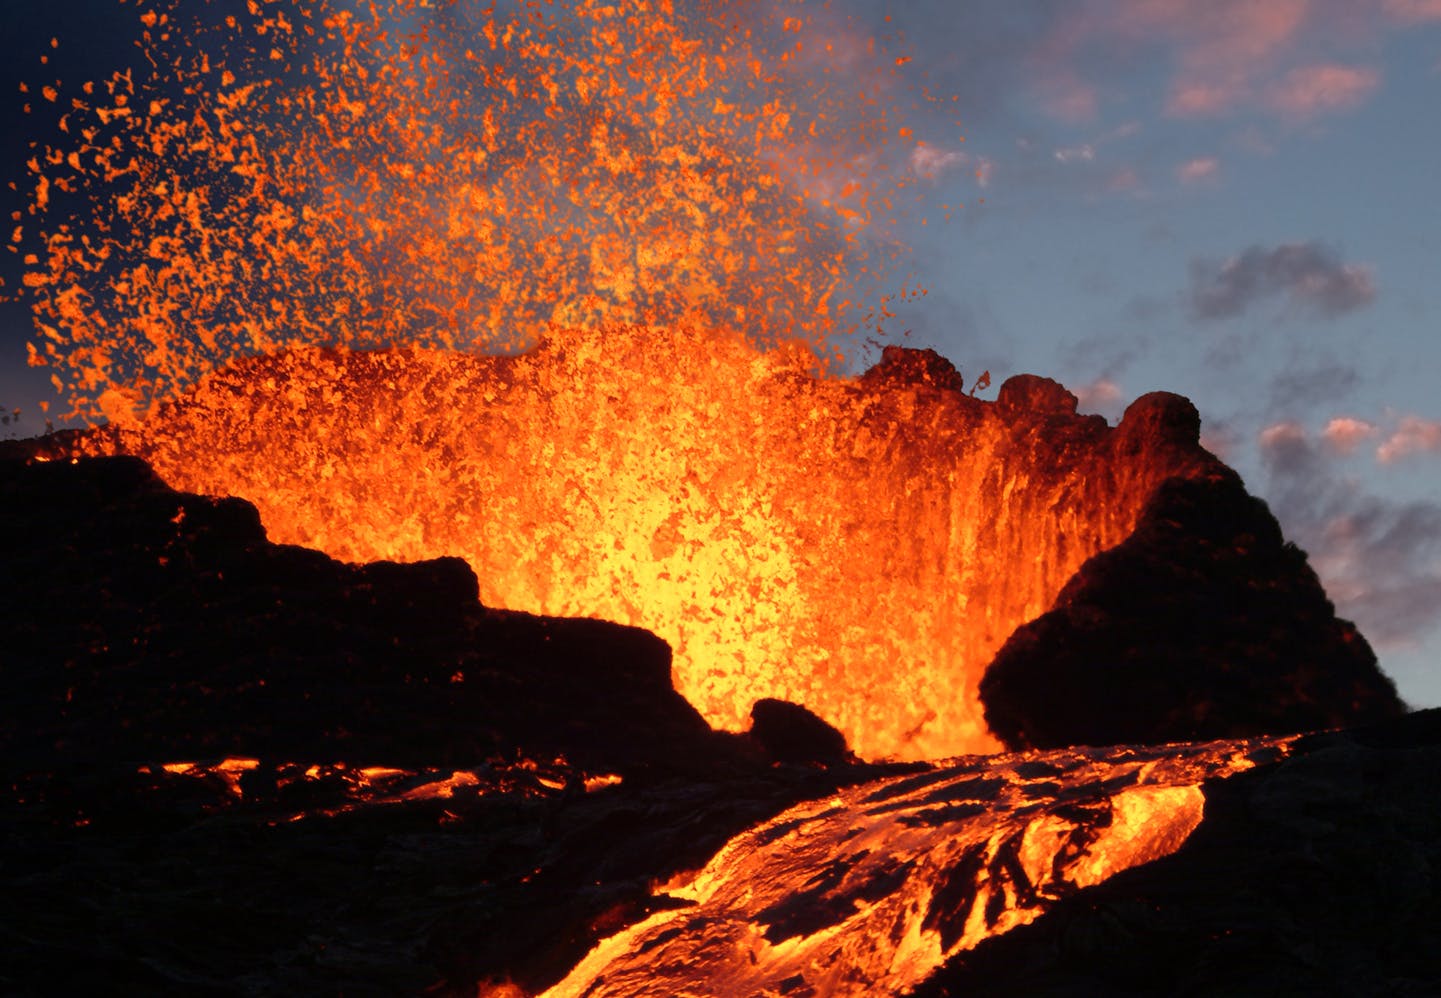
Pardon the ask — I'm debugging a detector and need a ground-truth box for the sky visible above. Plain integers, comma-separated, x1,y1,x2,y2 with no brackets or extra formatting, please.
4,0,1440,709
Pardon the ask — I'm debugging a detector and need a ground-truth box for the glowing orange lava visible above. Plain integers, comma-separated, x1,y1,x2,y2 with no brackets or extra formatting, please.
17,0,944,420
79,330,1221,760
16,1,1207,761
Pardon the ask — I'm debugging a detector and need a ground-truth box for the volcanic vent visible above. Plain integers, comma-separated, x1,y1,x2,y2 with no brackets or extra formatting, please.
68,328,1397,760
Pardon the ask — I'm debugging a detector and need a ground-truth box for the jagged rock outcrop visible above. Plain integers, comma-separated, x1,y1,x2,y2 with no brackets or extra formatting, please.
980,470,1403,749
859,343,968,394
0,454,741,780
34,335,1402,758
53,335,1266,759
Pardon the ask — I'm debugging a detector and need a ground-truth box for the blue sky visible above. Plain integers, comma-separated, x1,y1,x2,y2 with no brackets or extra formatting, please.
4,0,1440,709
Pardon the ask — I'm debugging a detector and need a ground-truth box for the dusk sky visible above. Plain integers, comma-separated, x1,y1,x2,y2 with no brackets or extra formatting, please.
4,1,1440,710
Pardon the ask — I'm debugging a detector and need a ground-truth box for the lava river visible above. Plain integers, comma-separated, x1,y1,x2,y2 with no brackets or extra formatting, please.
545,735,1294,996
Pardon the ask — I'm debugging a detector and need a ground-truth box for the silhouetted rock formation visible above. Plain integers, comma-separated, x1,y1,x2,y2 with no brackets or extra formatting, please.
981,469,1403,749
994,372,1079,416
0,454,739,781
0,437,1434,996
747,697,854,766
62,338,1271,759
914,709,1441,997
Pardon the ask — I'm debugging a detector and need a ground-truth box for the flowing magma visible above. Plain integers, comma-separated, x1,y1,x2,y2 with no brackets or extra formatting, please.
80,325,1223,760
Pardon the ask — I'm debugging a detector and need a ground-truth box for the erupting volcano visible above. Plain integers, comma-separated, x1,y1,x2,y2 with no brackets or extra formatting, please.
4,1,1433,995
66,329,1398,760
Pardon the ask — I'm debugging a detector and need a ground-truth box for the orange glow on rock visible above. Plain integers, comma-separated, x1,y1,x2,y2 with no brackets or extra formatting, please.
81,332,1222,761
19,2,1226,761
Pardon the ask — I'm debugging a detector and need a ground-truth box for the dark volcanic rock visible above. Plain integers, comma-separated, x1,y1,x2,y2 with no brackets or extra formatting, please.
0,454,739,781
0,455,899,998
747,697,855,766
915,709,1441,997
1,446,1433,996
981,471,1404,749
995,373,1079,416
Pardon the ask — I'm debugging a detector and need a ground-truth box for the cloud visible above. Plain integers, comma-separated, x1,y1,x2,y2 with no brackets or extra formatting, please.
1105,166,1142,192
1176,156,1220,184
1199,419,1242,462
1189,242,1376,320
1073,377,1123,416
1053,144,1095,163
1268,362,1362,412
1035,0,1311,120
1323,416,1380,454
1040,78,1101,123
909,143,967,179
1023,0,1409,124
1258,420,1313,475
1257,420,1441,654
1265,63,1381,119
1383,0,1441,23
1378,416,1441,463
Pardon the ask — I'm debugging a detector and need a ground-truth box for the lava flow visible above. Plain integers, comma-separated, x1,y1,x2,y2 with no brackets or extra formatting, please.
545,735,1297,996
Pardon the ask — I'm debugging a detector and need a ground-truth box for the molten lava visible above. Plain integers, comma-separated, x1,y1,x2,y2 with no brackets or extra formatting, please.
544,734,1296,996
16,0,943,420
78,329,1222,760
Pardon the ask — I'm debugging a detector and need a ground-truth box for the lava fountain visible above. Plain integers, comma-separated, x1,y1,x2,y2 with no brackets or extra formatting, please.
14,0,1014,758
10,1,1378,760
71,329,1228,760
3,5,1412,991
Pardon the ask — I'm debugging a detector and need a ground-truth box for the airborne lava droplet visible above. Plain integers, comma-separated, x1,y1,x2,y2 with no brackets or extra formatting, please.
17,0,948,420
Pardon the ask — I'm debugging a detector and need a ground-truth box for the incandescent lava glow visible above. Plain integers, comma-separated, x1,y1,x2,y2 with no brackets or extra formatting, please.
77,333,1221,761
16,0,946,419
15,0,1214,761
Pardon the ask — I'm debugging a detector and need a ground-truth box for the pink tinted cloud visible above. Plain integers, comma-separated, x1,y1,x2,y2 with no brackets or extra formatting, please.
1033,0,1404,122
1259,420,1309,453
1038,75,1101,123
1106,166,1142,192
1322,416,1379,454
1074,378,1123,414
1266,64,1381,119
1383,0,1441,22
1378,416,1441,463
1130,0,1312,117
1177,157,1220,183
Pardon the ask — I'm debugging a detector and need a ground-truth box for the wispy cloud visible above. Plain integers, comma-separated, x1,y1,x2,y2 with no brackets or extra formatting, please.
1176,156,1220,184
1025,0,1415,123
1189,241,1376,320
1268,362,1362,412
1378,416,1441,463
1073,377,1123,416
1265,63,1381,120
909,143,967,179
1257,420,1441,655
1053,144,1095,163
1382,0,1441,23
1323,416,1380,454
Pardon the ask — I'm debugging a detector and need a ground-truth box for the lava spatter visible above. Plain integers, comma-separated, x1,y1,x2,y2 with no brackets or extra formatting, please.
17,0,945,420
